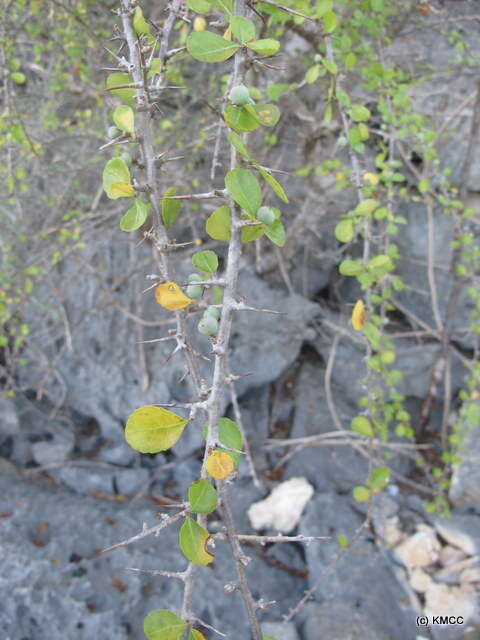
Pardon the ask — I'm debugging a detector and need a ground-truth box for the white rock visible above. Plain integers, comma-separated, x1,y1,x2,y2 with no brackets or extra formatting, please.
439,545,467,568
460,566,480,584
380,516,404,547
424,581,478,623
248,477,314,533
435,521,476,556
394,524,440,570
410,568,433,593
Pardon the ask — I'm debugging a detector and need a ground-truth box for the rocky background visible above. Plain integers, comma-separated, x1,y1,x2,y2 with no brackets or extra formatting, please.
1,0,480,639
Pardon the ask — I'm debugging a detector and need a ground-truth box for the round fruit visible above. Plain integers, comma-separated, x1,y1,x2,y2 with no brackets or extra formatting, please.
255,206,276,225
205,306,220,320
120,151,133,166
229,85,250,106
198,315,218,335
186,284,202,299
188,273,202,283
193,16,207,31
107,125,121,139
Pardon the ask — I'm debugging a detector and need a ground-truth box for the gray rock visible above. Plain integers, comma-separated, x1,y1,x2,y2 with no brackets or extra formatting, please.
114,468,150,497
302,601,388,640
57,466,115,495
0,394,19,441
262,621,299,640
32,430,75,466
434,513,480,557
100,441,136,467
299,492,417,640
449,399,480,512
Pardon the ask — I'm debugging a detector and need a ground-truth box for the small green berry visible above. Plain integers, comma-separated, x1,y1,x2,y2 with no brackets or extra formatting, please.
205,306,220,320
188,273,202,283
186,284,202,299
230,85,250,106
256,206,276,225
198,315,218,335
120,151,133,166
107,125,121,139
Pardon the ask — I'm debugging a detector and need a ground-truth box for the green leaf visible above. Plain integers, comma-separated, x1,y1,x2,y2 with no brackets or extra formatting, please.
305,64,321,84
106,72,135,102
345,52,357,70
227,131,251,158
418,177,429,194
355,199,379,216
316,0,333,17
209,0,233,14
144,610,187,640
186,31,240,62
367,254,393,271
363,322,381,350
218,417,243,465
188,479,218,514
252,104,280,127
179,517,214,565
133,6,152,37
162,187,181,228
257,166,289,203
335,219,355,243
246,39,280,56
125,406,188,454
349,104,371,122
230,16,255,42
353,486,370,502
351,416,374,437
187,0,211,12
120,199,149,232
339,259,363,276
322,59,338,75
241,223,265,243
263,637,279,640
113,105,135,134
225,168,262,214
10,72,26,84
192,249,218,273
264,218,286,247
109,182,135,198
206,206,232,241
103,158,134,200
369,466,390,489
322,10,338,34
224,105,260,133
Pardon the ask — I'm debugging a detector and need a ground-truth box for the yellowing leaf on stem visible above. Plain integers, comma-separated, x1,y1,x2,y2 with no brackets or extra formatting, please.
109,181,136,198
351,299,366,331
179,517,214,566
188,630,208,640
125,406,188,454
113,105,135,134
205,450,235,479
363,172,379,185
155,282,193,311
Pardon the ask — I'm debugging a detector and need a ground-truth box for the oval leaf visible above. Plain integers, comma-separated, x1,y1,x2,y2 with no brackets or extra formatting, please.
264,218,286,247
353,486,370,502
351,415,373,437
241,223,264,243
186,31,240,62
339,259,363,277
188,631,208,640
155,282,193,310
223,105,260,133
192,250,218,273
369,466,390,489
225,168,262,215
230,16,255,42
257,166,289,203
120,199,149,232
179,517,214,566
187,0,211,12
106,72,135,102
144,610,187,640
162,187,181,229
125,406,188,454
252,104,280,127
227,131,251,159
205,450,235,479
335,219,355,243
188,479,218,514
113,105,135,134
103,157,133,199
133,6,152,37
206,206,232,241
351,299,366,331
110,181,136,198
246,38,280,56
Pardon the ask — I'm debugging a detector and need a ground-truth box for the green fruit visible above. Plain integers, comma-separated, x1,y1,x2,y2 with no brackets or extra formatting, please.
120,151,133,166
188,273,202,283
205,306,220,320
256,206,275,225
229,85,250,106
107,126,121,139
186,284,202,299
198,315,218,335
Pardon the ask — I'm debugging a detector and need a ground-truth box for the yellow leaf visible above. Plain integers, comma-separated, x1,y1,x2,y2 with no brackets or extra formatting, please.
351,299,366,331
193,16,207,31
155,282,193,311
363,172,379,185
110,181,136,197
205,450,235,479
223,26,232,41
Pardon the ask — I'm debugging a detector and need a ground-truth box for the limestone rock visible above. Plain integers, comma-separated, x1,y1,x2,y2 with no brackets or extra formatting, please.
394,524,441,570
248,477,314,533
